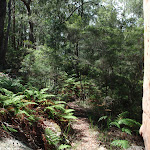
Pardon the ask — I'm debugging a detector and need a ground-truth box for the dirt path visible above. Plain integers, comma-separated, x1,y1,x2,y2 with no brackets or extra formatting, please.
68,102,106,150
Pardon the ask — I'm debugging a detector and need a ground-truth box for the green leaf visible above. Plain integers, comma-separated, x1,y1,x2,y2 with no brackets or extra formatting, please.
98,116,108,122
7,126,18,133
58,144,71,150
54,101,66,104
62,115,77,120
18,110,30,117
117,111,129,119
122,127,132,135
53,104,65,111
109,121,120,128
2,124,9,132
45,106,55,112
64,109,75,114
23,102,38,107
118,118,141,127
45,128,60,146
40,88,49,94
111,140,130,149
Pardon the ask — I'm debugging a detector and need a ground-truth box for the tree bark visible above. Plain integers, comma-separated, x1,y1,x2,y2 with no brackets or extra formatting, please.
20,0,34,44
3,0,12,63
12,0,16,49
140,0,150,149
0,0,6,69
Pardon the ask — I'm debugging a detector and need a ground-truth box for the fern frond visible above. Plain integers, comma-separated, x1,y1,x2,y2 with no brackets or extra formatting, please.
53,104,65,111
62,114,77,120
64,109,75,114
54,101,67,104
18,110,30,117
0,88,13,96
40,88,49,94
4,95,25,106
111,140,130,149
109,121,120,128
23,102,38,107
45,106,56,113
122,127,132,135
98,116,108,122
117,111,129,119
58,144,71,150
118,118,141,128
45,128,60,146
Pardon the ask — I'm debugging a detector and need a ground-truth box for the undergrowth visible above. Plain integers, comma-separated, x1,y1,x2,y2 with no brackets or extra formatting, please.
98,111,142,149
0,72,76,149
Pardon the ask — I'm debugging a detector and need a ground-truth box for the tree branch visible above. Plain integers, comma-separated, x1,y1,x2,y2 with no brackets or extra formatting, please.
62,1,99,24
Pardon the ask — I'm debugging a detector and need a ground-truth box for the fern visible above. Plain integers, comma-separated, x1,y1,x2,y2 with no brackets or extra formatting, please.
61,114,77,120
45,128,60,147
98,115,108,122
109,121,120,128
117,111,129,119
64,109,75,114
0,74,24,93
58,144,71,150
54,101,67,104
1,123,17,133
99,112,141,136
118,118,141,128
122,127,132,135
111,140,130,149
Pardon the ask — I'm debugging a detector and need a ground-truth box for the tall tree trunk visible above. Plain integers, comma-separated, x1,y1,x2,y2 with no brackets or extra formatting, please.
140,0,150,149
0,0,6,70
3,0,12,64
12,0,16,49
21,0,35,44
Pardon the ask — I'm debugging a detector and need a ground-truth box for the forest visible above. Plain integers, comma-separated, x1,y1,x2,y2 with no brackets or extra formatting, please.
0,0,144,149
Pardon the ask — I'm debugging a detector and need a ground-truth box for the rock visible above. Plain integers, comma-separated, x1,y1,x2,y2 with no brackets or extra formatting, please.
0,137,32,150
127,146,145,150
98,146,107,150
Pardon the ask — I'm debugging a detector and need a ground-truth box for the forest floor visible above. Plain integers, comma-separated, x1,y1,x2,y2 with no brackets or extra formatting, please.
67,101,106,150
0,100,145,150
67,100,145,150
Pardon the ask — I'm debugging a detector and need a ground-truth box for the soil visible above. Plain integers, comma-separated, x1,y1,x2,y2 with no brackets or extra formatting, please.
68,101,106,150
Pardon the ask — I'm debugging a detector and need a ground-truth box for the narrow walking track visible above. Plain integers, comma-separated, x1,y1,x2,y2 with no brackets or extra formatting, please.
68,101,106,150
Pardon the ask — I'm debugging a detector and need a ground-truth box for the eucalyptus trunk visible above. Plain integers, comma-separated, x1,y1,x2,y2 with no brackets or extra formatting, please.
140,0,150,149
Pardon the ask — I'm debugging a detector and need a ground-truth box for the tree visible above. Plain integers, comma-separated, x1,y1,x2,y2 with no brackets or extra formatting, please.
20,0,34,44
140,0,150,149
0,0,6,70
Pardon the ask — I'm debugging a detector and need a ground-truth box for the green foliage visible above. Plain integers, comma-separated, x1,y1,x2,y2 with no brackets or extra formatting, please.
98,111,141,135
58,144,71,150
1,0,144,148
0,74,75,149
0,73,24,93
1,123,18,133
45,128,71,149
45,128,60,147
45,101,77,121
111,140,130,149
